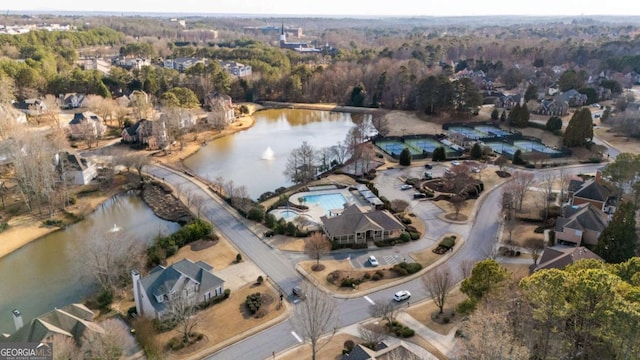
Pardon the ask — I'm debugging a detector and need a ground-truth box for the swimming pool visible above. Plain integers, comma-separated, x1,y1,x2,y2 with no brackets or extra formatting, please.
269,209,300,220
301,193,348,215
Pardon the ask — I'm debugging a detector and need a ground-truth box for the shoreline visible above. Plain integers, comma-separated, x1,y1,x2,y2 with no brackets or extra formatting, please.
0,183,128,259
0,106,261,260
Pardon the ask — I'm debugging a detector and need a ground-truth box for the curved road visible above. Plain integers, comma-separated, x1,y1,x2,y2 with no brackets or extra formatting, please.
146,159,608,359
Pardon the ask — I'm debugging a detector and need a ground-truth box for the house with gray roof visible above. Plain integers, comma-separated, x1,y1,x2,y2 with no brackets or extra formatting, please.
68,111,106,139
569,178,616,213
56,151,97,185
341,339,438,360
555,203,608,246
1,303,103,344
534,246,603,272
320,204,405,246
132,258,225,319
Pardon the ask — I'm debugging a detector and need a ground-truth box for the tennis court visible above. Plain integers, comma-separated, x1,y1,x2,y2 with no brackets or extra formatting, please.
474,125,511,137
404,138,443,153
375,140,422,155
513,140,562,154
448,126,487,139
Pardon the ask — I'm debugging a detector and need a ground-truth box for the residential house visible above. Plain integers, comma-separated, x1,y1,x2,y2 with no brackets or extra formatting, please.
164,57,207,72
158,111,198,130
534,246,603,272
219,60,252,77
341,339,438,360
568,178,616,213
0,304,103,344
13,98,47,116
205,92,236,125
68,112,106,139
60,93,86,109
495,94,522,110
554,203,608,246
80,57,111,75
557,89,588,107
535,98,569,116
56,151,98,185
320,204,405,246
132,259,225,319
121,118,166,150
113,57,151,70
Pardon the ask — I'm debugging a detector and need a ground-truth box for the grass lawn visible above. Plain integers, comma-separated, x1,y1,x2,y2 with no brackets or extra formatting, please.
157,282,287,360
278,333,361,360
406,287,466,336
167,236,238,271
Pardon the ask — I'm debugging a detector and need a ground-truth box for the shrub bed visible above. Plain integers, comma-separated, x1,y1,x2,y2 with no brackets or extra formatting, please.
245,293,262,314
391,262,423,276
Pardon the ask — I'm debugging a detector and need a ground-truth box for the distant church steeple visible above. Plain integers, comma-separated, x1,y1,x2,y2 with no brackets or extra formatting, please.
279,22,286,43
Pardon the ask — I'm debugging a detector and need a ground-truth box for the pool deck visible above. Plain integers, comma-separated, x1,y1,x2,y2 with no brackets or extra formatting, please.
287,187,371,224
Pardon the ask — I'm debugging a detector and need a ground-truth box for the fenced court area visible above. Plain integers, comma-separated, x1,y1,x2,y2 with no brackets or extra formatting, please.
375,140,423,156
404,138,443,153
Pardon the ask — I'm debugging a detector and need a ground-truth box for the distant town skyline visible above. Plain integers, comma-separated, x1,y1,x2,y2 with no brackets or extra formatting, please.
4,0,640,17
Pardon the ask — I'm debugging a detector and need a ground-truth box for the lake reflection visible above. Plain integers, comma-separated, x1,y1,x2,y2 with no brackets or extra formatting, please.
184,109,361,199
0,193,180,333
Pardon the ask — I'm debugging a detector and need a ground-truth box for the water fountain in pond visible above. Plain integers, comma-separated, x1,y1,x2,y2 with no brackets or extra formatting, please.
261,146,275,160
109,224,121,233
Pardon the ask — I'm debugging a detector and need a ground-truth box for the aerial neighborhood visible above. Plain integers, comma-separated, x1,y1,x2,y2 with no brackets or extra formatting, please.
0,9,639,360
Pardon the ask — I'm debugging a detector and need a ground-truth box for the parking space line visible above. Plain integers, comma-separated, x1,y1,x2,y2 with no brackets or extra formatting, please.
291,331,303,343
364,296,375,305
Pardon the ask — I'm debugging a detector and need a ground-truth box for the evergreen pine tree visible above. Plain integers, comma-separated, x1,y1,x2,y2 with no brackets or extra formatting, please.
500,110,507,122
399,147,412,166
491,108,500,120
563,107,593,147
594,202,638,263
470,143,483,159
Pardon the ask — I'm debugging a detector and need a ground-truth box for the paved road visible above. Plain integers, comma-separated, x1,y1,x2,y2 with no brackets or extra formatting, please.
146,161,607,360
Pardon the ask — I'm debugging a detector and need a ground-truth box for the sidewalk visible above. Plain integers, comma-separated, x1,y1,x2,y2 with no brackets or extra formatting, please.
396,312,459,358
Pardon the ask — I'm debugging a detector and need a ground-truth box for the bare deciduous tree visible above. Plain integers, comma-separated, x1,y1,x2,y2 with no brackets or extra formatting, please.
501,189,517,244
81,318,135,359
284,141,317,184
537,171,556,221
166,294,201,345
459,299,530,360
509,171,535,211
390,199,410,214
41,94,61,127
51,334,81,360
422,265,456,314
78,230,145,294
449,195,467,220
369,301,399,326
291,285,340,360
460,259,475,279
524,237,545,265
304,232,331,269
358,323,387,350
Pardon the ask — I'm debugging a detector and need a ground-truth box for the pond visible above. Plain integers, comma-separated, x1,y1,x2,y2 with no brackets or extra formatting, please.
183,109,366,200
0,193,180,334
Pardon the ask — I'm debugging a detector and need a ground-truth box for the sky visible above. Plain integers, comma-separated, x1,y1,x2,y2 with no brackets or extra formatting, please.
5,0,640,17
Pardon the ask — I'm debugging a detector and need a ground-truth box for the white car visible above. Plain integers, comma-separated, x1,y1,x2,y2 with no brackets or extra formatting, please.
368,255,379,267
400,184,412,190
471,167,480,173
393,290,411,302
451,160,460,166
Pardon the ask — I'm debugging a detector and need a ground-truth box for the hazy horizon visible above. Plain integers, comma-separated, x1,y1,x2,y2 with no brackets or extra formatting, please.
3,0,640,18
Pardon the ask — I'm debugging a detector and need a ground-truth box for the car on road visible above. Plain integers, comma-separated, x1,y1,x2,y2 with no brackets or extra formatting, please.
471,167,480,173
424,163,433,169
368,255,379,267
400,184,413,190
451,160,461,166
393,290,411,302
413,193,427,199
424,172,433,180
292,286,306,300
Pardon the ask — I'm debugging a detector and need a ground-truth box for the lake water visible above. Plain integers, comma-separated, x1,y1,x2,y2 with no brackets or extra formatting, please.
0,193,180,334
183,109,362,199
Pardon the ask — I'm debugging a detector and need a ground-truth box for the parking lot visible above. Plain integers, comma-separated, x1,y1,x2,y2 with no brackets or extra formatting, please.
352,254,408,269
